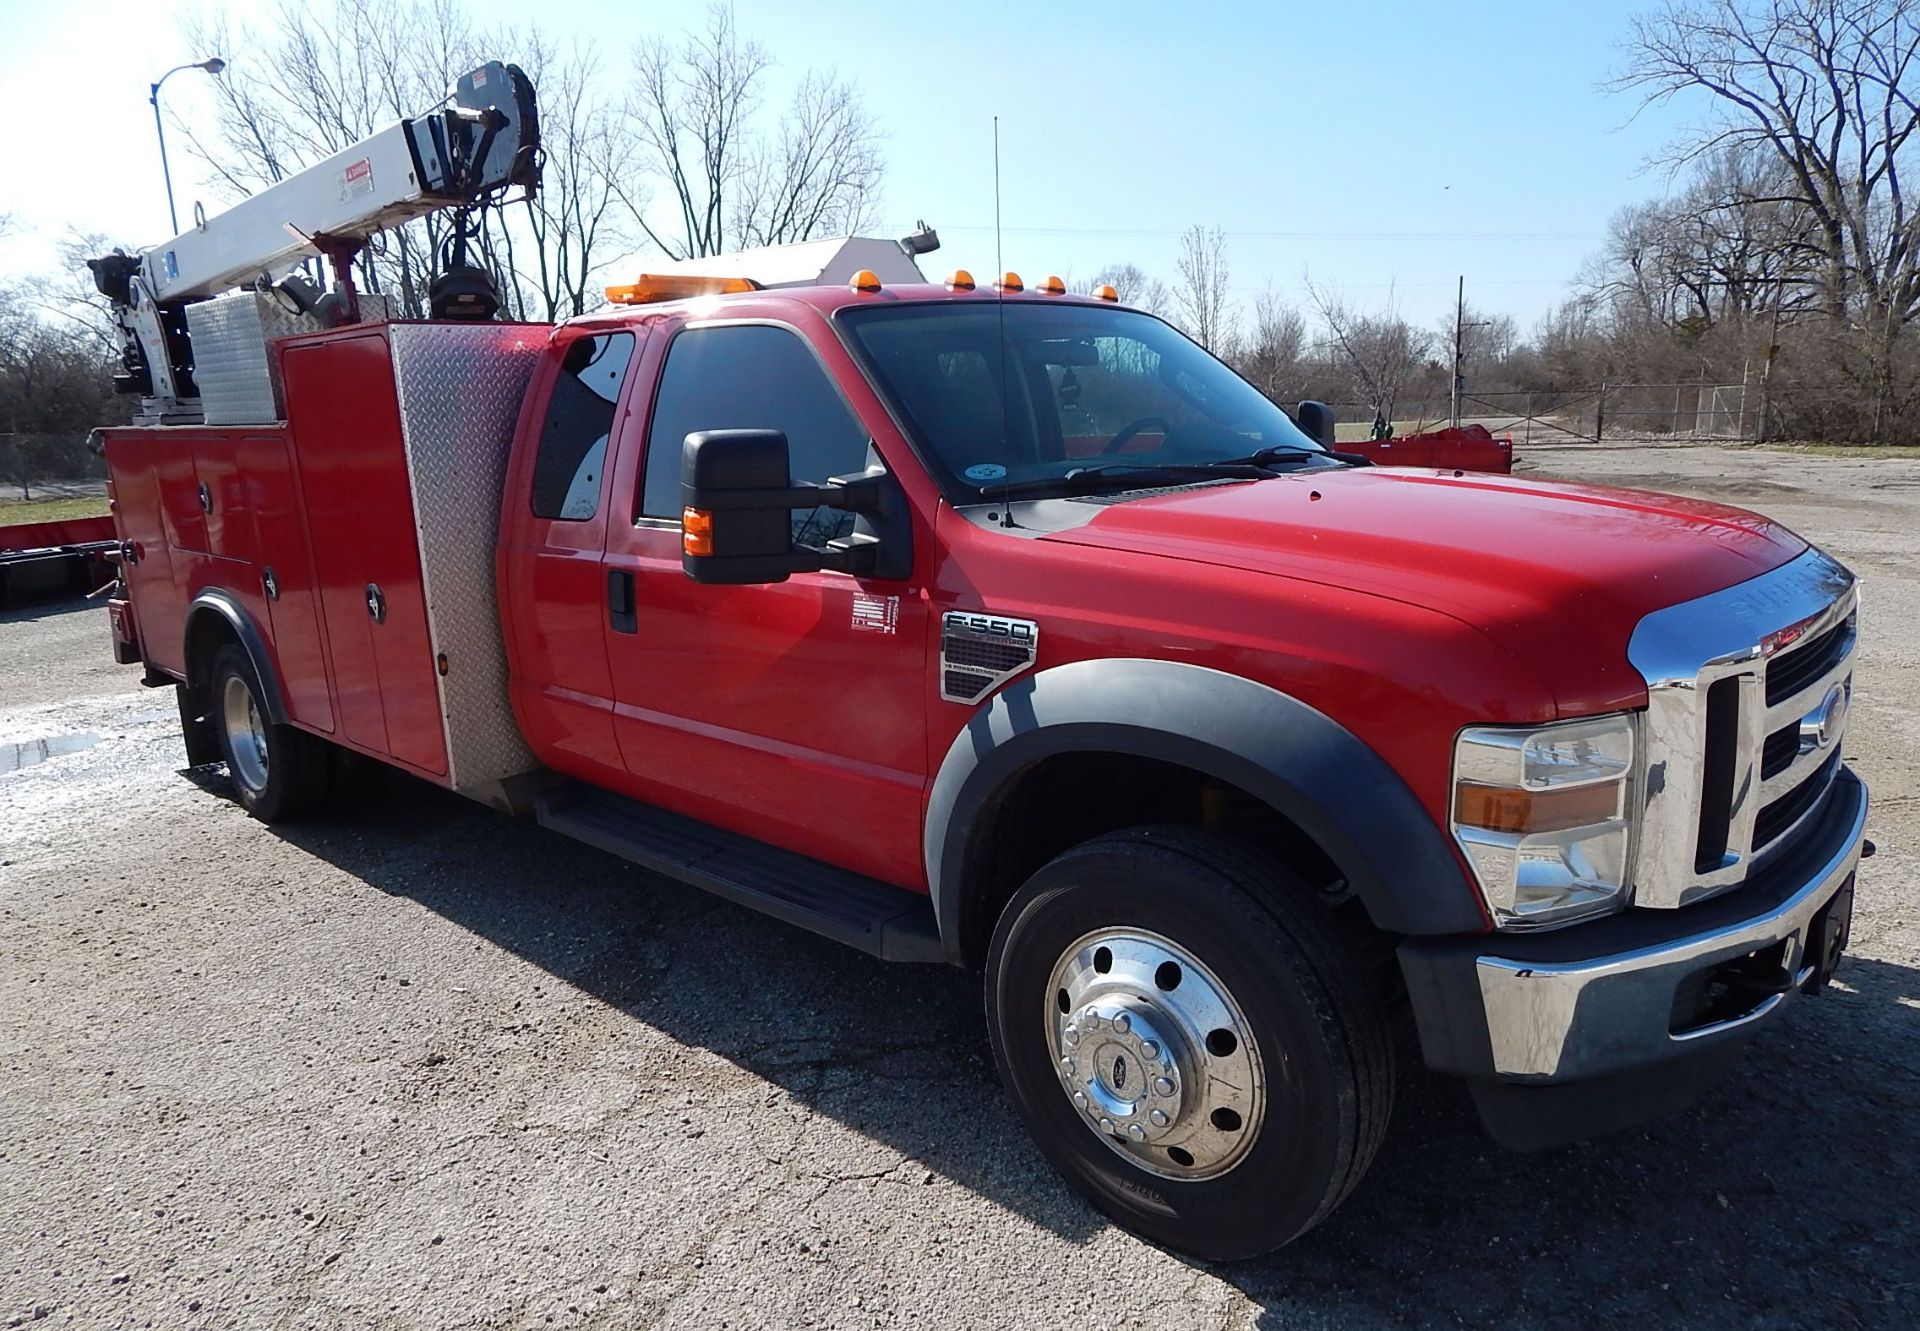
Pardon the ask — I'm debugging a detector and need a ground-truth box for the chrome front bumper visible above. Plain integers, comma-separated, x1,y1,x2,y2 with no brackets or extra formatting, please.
1401,767,1868,1087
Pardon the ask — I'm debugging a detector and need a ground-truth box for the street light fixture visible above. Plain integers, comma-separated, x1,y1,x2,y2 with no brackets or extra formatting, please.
150,57,225,236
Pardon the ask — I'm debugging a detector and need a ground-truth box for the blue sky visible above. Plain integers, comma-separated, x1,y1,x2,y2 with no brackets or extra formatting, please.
0,0,1694,329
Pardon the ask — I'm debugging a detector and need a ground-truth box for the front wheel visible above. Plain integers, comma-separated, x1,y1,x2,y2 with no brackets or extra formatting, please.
985,827,1396,1261
209,645,330,821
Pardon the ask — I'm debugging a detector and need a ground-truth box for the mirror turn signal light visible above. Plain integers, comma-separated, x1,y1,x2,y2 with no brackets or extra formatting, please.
1454,780,1622,835
946,269,976,291
682,507,714,557
995,272,1023,292
1093,283,1119,301
849,269,882,293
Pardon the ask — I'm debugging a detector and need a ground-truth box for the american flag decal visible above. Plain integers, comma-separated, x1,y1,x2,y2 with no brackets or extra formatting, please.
851,592,900,635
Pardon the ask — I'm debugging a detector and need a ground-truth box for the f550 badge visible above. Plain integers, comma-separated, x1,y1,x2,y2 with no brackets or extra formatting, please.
940,611,1039,703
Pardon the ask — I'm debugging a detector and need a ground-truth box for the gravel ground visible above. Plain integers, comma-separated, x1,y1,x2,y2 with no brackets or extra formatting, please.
2,444,1916,1330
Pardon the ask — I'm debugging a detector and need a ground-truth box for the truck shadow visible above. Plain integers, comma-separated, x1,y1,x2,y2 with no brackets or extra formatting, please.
235,766,1920,1328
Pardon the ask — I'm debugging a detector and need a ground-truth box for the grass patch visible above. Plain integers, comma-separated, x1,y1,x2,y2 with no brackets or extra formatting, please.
1759,442,1920,459
0,494,111,523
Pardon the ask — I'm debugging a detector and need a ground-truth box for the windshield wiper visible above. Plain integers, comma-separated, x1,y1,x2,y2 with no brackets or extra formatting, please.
982,461,1274,501
1205,445,1333,469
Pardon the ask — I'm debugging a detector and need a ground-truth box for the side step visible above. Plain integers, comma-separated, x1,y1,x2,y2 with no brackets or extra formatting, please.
535,783,945,963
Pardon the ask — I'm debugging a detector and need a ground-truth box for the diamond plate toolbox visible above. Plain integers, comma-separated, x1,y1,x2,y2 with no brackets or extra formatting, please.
388,322,547,793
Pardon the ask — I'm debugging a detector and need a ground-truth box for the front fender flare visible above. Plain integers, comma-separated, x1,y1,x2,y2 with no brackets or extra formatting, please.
924,658,1482,965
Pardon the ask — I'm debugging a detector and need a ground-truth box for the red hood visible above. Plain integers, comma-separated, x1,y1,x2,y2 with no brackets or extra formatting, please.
1042,468,1808,715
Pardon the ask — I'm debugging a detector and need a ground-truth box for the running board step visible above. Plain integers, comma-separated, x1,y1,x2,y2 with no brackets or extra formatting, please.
535,783,944,963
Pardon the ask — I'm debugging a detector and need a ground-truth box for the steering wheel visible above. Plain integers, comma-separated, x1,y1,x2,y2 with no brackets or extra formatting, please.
1101,415,1172,455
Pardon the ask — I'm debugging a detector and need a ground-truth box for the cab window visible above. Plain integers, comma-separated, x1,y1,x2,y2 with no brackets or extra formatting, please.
640,324,871,543
530,332,634,520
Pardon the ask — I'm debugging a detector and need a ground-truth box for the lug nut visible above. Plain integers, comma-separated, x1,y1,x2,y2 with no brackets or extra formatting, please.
1113,1012,1131,1034
1059,1057,1075,1076
1141,1040,1160,1060
1073,1091,1088,1109
1149,1109,1169,1128
1127,1124,1146,1141
1153,1076,1176,1098
1064,1025,1079,1047
1099,1117,1115,1134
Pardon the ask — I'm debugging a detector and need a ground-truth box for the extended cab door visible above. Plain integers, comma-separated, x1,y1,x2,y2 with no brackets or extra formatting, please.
598,318,928,889
498,327,641,787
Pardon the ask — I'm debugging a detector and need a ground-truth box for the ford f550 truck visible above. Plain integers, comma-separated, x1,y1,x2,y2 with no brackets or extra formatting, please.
83,61,1871,1262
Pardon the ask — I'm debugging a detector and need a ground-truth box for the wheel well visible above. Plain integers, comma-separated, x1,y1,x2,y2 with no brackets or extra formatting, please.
954,750,1363,969
183,608,243,688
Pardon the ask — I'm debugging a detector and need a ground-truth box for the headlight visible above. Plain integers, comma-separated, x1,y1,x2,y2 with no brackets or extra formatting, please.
1451,714,1637,930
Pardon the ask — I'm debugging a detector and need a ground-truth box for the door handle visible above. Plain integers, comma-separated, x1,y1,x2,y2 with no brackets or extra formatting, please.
365,582,387,623
607,568,637,634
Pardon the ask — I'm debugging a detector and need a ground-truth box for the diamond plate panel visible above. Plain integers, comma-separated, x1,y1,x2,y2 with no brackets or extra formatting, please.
389,322,549,793
187,291,392,424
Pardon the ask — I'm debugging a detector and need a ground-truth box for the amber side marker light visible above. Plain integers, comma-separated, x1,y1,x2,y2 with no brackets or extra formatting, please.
682,507,714,557
1455,781,1621,835
849,269,882,293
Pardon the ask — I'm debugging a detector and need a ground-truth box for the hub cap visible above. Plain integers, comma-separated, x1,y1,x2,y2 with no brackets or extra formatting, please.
220,674,269,795
1047,927,1264,1179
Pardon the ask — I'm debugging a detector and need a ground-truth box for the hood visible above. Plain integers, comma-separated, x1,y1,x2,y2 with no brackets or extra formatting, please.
1041,467,1808,715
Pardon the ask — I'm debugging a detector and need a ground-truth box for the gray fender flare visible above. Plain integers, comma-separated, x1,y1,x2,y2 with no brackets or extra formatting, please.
182,589,290,727
923,658,1481,964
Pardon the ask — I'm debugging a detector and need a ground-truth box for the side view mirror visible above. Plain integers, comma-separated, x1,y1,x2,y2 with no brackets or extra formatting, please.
680,428,905,585
1294,400,1338,451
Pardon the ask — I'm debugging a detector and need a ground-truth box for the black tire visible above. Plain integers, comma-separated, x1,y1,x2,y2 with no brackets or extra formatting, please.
985,826,1396,1261
208,644,330,821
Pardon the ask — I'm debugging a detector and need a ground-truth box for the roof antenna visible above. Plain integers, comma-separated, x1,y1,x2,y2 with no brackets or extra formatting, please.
993,115,1016,528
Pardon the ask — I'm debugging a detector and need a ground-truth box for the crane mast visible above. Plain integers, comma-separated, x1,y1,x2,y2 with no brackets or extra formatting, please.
88,61,539,425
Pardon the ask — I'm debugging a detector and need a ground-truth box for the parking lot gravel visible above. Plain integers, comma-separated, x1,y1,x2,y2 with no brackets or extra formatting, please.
2,444,1916,1330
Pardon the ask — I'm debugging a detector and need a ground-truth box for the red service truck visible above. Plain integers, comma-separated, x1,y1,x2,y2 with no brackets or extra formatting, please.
86,65,1871,1260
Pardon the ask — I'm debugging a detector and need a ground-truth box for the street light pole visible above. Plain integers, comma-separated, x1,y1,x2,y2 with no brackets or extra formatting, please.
150,58,225,236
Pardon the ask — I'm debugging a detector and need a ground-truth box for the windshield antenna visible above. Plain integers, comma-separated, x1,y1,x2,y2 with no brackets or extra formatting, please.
993,115,1016,528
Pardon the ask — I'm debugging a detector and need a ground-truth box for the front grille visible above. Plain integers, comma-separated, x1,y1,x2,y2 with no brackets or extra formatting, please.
1760,725,1799,779
1766,612,1853,706
1754,751,1841,849
1626,548,1857,909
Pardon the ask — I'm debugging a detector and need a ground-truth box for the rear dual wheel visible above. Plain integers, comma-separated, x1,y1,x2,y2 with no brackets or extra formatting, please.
986,827,1396,1261
209,645,330,821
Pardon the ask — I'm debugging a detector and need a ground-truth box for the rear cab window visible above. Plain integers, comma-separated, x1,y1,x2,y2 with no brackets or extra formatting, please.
531,331,635,521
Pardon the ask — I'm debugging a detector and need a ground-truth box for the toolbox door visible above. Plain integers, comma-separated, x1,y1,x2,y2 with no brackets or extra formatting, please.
281,331,447,775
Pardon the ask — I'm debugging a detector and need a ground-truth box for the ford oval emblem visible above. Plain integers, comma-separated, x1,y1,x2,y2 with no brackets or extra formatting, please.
1804,682,1849,751
1111,1053,1129,1093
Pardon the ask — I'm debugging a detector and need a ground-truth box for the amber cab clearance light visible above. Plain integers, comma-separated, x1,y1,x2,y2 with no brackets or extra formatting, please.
606,274,761,305
946,269,976,291
1035,275,1066,295
682,507,714,557
1093,283,1119,301
1454,780,1621,835
849,269,882,293
995,272,1024,292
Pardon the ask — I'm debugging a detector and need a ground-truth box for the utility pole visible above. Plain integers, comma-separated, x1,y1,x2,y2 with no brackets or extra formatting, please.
1449,275,1490,430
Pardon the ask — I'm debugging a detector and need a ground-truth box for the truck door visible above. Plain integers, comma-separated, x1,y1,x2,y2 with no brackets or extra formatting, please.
599,321,928,889
498,327,639,787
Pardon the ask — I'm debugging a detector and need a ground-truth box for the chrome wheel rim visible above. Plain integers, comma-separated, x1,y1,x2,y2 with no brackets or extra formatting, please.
1046,927,1265,1180
220,674,269,794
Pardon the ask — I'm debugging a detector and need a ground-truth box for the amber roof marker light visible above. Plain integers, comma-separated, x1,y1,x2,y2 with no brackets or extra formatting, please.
849,269,883,293
1036,275,1066,295
994,272,1024,293
946,269,976,291
1093,283,1119,302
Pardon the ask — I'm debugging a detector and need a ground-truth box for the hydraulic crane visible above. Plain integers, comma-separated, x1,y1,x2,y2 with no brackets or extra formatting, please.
88,61,539,425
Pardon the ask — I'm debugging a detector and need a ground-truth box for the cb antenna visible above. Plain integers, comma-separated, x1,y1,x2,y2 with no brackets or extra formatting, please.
993,115,1016,528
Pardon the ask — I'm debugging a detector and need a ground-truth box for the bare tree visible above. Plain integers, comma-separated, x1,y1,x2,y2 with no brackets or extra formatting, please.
622,5,884,259
1172,225,1233,352
1617,0,1920,429
1095,262,1171,316
1240,285,1308,401
1304,276,1431,425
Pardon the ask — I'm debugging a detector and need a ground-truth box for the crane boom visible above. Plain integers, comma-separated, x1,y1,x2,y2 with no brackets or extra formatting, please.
89,61,538,423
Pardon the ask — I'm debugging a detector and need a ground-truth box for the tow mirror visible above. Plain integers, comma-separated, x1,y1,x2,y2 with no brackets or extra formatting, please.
680,428,897,585
1294,400,1338,451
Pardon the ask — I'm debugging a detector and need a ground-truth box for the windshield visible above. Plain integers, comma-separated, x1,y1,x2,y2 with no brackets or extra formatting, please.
839,301,1325,500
